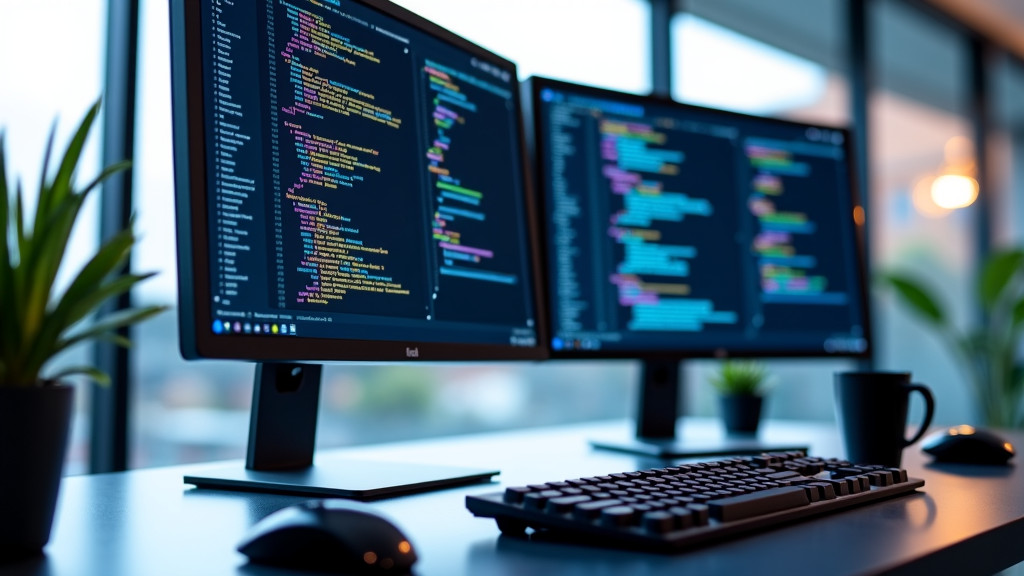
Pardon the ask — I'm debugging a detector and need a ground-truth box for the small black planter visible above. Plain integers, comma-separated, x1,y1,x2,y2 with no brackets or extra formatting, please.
719,394,764,436
0,385,73,561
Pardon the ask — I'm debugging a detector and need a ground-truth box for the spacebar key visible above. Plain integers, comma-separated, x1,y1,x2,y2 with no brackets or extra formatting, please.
708,486,810,522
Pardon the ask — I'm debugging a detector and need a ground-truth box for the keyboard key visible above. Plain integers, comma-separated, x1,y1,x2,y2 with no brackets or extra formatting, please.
765,470,801,481
503,486,531,504
686,503,710,525
819,479,849,496
642,511,676,534
600,506,637,528
868,471,893,486
667,507,693,529
807,482,836,500
831,467,864,479
546,495,592,514
573,499,623,521
524,490,563,510
887,468,909,483
708,486,810,522
802,485,820,502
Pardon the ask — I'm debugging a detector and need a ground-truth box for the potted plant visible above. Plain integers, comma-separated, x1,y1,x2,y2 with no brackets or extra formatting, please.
709,360,769,435
880,248,1024,428
0,101,164,560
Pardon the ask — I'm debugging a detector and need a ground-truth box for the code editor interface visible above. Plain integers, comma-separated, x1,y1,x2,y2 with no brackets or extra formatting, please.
200,0,536,347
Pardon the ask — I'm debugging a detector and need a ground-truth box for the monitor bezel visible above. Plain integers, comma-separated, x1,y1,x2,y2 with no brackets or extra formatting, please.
170,0,548,362
524,76,872,361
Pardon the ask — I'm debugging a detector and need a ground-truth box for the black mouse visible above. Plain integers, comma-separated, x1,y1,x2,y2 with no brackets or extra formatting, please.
238,499,417,574
922,425,1016,465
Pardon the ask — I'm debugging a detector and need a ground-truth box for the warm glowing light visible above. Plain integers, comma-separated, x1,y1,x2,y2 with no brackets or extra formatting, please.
853,206,865,226
931,175,978,209
912,176,950,218
398,541,412,554
363,551,378,565
1005,443,1015,454
944,136,973,164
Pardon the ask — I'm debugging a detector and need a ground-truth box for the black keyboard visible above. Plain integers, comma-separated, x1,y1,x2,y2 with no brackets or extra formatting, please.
465,451,923,551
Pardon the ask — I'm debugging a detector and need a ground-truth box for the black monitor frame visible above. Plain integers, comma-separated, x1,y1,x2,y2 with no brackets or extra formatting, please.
170,0,547,498
524,76,872,458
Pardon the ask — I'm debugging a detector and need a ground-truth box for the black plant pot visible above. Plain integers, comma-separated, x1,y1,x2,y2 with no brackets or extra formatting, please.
719,394,764,436
0,385,73,561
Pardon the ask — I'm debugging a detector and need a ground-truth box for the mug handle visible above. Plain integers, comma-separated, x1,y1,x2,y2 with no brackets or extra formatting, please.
903,383,935,447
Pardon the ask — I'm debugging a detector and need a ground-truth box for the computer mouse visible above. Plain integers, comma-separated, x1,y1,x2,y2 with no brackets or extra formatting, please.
921,425,1016,465
237,499,417,574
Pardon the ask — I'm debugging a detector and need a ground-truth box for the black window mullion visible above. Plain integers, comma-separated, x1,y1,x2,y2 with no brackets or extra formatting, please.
651,0,673,96
91,0,140,474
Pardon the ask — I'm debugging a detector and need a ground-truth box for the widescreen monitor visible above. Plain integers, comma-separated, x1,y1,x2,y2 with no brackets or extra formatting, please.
169,0,544,498
525,77,871,456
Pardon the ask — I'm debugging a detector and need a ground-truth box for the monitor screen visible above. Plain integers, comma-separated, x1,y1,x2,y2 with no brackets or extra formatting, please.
527,77,870,359
172,0,543,362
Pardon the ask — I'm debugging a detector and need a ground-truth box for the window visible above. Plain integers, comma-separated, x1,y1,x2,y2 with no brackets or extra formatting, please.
674,0,849,126
870,0,976,424
992,54,1024,247
0,0,107,475
392,0,651,93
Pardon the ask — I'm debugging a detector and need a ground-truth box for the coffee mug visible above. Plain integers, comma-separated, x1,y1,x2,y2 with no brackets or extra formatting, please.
834,372,935,467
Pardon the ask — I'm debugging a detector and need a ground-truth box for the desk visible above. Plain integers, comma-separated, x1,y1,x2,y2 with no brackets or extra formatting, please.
7,419,1024,576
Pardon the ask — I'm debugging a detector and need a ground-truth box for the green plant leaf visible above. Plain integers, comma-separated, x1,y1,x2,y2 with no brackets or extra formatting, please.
0,134,8,272
878,272,947,326
979,248,1024,309
709,360,767,395
60,272,156,334
48,227,135,326
79,160,130,197
1013,297,1024,329
26,272,156,379
48,365,110,387
0,135,12,357
20,194,87,344
37,101,100,229
37,124,56,213
55,305,168,355
0,100,165,387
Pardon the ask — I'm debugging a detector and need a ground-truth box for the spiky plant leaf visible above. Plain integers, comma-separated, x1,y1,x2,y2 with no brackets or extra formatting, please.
56,305,167,356
47,366,110,387
877,272,946,327
0,99,164,388
709,361,768,395
1013,297,1024,329
979,248,1024,310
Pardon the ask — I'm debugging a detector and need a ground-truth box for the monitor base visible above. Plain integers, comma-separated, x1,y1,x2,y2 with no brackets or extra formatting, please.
590,436,808,459
185,458,498,500
184,363,498,500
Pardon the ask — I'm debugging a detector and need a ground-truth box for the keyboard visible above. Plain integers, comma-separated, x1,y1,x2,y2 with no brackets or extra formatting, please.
465,451,923,551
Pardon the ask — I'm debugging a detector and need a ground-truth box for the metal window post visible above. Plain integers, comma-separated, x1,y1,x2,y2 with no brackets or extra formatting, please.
91,0,140,474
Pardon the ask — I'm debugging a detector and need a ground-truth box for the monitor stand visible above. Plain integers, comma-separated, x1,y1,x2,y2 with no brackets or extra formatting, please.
184,362,498,500
590,359,808,459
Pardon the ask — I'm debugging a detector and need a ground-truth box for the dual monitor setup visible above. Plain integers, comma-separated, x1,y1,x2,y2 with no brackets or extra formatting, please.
169,0,870,499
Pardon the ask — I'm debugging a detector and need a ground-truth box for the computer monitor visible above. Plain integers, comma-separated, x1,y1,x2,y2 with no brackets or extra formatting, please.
524,77,871,458
169,0,544,498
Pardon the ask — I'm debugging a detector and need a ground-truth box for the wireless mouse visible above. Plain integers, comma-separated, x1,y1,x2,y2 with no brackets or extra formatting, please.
921,425,1016,465
238,499,417,574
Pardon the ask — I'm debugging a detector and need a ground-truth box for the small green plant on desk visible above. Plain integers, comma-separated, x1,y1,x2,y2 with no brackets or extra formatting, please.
710,360,769,435
880,248,1024,428
0,101,165,560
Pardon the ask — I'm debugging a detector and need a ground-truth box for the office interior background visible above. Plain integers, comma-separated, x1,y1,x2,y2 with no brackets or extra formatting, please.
1,0,1023,476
